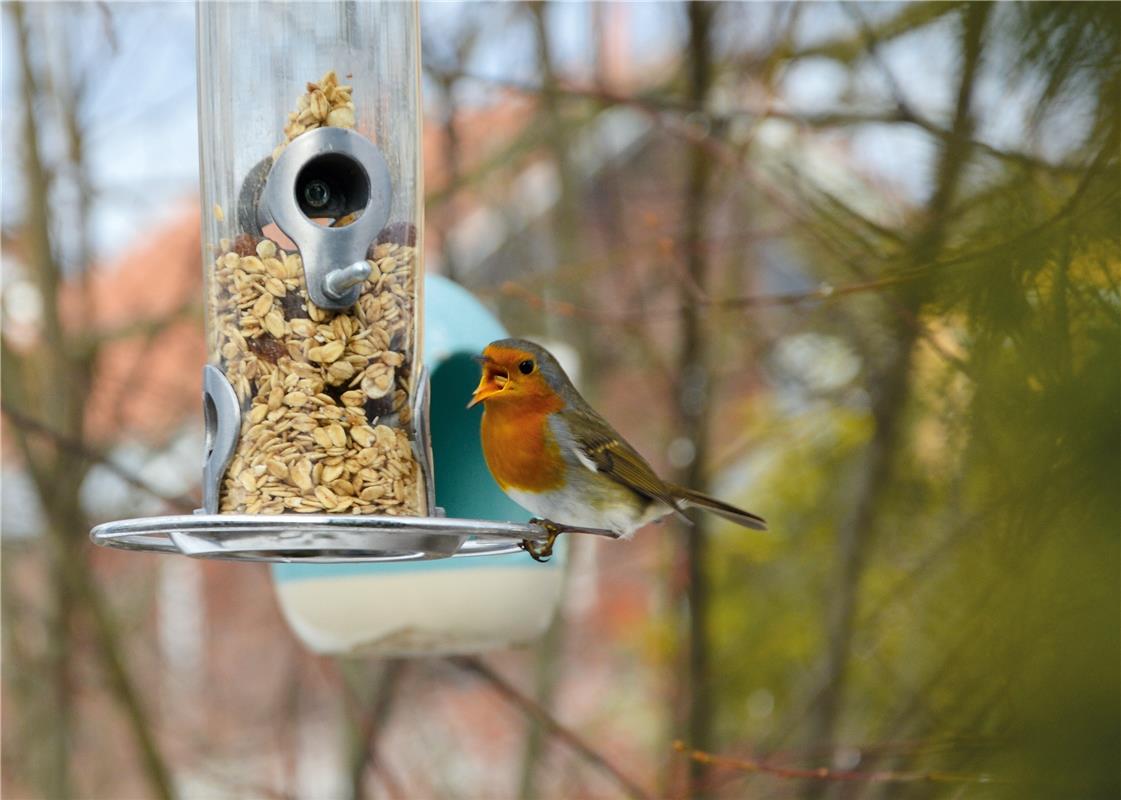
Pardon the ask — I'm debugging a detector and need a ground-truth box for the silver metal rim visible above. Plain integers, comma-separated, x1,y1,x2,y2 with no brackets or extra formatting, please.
89,514,618,563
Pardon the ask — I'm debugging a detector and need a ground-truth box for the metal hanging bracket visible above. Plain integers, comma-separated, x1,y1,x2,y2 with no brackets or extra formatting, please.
201,364,241,515
263,127,393,310
411,366,439,516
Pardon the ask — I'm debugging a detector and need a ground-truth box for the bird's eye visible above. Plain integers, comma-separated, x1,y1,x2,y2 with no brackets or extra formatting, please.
518,359,534,375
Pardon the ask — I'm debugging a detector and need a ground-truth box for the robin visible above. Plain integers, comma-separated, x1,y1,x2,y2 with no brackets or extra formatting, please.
469,338,766,560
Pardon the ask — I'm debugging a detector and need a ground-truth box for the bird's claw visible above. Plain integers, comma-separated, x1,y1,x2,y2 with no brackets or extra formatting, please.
522,519,562,562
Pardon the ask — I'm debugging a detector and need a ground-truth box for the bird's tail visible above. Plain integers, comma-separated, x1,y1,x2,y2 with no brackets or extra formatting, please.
670,486,768,531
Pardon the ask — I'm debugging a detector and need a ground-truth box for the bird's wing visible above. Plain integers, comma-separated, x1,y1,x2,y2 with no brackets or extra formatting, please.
560,408,688,517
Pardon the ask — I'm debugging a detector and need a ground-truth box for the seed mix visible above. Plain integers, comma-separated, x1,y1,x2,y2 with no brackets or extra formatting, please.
208,71,425,516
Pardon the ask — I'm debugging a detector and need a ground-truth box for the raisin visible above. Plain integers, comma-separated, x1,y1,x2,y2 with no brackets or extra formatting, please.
364,395,395,422
248,334,286,364
374,221,417,248
281,291,309,320
232,233,259,257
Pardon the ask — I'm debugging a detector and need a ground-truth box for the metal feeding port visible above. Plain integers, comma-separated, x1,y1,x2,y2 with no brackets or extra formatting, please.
89,51,616,564
264,127,392,310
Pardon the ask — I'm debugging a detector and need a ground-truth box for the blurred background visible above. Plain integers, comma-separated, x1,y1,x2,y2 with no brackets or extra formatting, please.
2,2,1118,798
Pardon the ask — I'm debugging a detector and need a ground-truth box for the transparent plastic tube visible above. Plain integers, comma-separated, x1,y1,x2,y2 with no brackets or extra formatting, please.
197,1,427,516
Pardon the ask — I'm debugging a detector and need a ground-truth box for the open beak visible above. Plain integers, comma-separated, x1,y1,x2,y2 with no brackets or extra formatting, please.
467,357,509,408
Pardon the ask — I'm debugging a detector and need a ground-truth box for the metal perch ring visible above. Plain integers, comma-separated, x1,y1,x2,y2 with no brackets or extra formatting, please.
89,513,619,563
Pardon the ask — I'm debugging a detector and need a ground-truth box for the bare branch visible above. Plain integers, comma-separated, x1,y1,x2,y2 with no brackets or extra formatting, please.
0,401,198,513
785,2,964,64
447,656,653,800
453,71,1083,175
496,272,914,323
75,297,200,353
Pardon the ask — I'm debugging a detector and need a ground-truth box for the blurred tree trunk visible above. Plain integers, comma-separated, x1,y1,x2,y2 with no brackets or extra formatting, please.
342,659,403,800
12,6,77,793
804,6,989,798
5,5,174,798
676,3,717,798
525,0,598,371
517,605,567,800
436,72,463,283
527,1,580,263
517,6,582,794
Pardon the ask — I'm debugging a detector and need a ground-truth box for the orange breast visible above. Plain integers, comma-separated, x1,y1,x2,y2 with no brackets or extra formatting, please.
480,399,566,493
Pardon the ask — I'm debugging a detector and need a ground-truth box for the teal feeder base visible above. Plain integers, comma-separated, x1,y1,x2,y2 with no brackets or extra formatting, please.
270,275,569,655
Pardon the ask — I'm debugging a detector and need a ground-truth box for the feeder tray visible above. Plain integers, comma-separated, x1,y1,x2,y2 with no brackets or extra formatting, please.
89,514,619,563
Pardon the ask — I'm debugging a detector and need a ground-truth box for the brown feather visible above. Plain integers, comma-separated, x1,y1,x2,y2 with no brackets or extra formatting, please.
564,408,691,522
669,485,768,530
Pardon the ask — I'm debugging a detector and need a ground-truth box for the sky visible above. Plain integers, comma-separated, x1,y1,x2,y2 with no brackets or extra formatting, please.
0,3,869,265
1,2,1074,273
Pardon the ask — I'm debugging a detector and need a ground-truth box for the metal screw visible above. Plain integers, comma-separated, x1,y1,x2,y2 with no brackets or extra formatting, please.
323,261,371,301
303,179,331,209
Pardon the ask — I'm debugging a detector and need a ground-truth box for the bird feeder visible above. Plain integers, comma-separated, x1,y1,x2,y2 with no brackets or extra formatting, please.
90,1,615,569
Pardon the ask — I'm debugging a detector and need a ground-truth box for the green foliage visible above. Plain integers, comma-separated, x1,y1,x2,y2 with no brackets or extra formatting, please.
699,3,1120,794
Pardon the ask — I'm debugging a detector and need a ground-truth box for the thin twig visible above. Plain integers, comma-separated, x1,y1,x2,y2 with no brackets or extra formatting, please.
672,741,1006,787
448,656,652,800
496,272,917,323
456,71,1081,175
